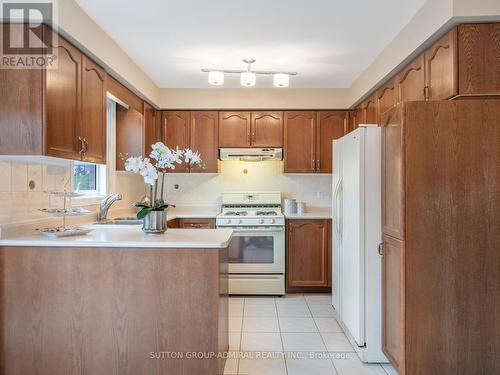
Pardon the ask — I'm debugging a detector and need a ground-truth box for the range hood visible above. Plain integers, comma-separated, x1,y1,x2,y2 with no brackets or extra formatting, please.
219,148,283,161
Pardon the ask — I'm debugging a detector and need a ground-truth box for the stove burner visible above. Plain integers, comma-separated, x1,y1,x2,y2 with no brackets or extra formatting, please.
256,211,278,216
224,211,247,216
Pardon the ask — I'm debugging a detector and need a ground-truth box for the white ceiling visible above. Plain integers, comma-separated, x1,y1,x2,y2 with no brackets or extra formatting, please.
76,0,426,89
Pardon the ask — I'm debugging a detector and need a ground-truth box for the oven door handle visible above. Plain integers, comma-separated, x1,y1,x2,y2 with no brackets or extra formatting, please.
217,227,285,232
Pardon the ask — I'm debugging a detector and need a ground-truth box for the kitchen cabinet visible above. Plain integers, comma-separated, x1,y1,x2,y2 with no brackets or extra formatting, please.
381,234,405,374
162,111,218,173
284,111,316,173
397,54,426,102
316,111,348,173
286,219,331,289
380,101,499,375
167,218,179,228
162,111,190,173
178,218,215,229
251,112,283,147
363,93,378,124
0,26,107,163
44,31,82,160
458,23,500,96
424,28,458,100
218,111,283,147
189,111,219,173
349,106,364,133
80,55,107,164
377,77,398,120
144,102,161,154
218,112,251,147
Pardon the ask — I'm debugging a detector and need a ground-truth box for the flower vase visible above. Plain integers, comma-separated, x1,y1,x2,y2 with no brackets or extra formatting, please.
143,210,167,234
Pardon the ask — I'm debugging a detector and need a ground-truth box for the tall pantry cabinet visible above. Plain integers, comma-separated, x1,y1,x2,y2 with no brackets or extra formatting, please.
380,101,499,375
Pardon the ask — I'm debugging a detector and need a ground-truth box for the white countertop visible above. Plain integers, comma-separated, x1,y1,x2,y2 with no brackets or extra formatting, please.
284,206,332,220
0,226,233,249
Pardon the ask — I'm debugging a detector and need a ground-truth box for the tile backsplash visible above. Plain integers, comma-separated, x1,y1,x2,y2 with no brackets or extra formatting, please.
0,158,73,225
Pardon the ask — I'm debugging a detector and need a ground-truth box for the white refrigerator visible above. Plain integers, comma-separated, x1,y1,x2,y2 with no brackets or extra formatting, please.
332,125,387,363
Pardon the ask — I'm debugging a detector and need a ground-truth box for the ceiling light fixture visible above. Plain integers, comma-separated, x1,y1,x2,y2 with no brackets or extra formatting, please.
208,70,224,85
202,58,297,88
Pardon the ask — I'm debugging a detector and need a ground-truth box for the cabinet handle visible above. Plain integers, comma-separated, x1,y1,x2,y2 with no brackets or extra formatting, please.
317,159,320,171
311,159,315,171
82,138,89,154
252,132,256,144
424,86,429,100
247,132,251,144
378,242,384,256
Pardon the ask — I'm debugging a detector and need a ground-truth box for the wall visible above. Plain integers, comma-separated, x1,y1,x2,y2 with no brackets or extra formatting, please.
56,0,160,105
160,161,332,207
159,88,351,109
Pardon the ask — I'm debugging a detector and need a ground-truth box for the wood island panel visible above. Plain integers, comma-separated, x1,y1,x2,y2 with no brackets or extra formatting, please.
0,246,228,375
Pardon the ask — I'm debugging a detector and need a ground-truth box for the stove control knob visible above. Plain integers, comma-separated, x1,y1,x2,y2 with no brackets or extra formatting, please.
238,219,243,224
259,219,264,224
270,219,275,224
227,219,232,224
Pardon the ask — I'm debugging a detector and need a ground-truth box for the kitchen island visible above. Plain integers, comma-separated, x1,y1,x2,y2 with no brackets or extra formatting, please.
0,226,232,375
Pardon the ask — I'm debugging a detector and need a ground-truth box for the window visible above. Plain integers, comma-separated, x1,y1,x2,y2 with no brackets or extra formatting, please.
73,161,106,196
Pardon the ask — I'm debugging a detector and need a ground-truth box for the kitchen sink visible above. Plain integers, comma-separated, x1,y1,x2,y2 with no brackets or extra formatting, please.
94,216,143,225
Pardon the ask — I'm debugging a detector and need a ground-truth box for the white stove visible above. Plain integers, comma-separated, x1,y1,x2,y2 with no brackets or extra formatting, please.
216,192,285,295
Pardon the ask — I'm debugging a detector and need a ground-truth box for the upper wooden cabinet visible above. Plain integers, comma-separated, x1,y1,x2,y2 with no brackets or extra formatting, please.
349,106,364,132
190,111,218,173
284,111,316,173
162,111,190,173
162,111,218,173
377,78,399,119
143,102,161,154
424,27,458,100
364,94,379,124
44,32,82,161
316,111,348,173
458,23,500,96
218,111,283,147
80,55,107,164
0,26,107,163
251,112,283,147
218,112,251,147
287,219,330,288
397,54,426,102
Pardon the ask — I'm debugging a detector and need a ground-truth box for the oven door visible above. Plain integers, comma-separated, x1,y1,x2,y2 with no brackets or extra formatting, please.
223,227,285,274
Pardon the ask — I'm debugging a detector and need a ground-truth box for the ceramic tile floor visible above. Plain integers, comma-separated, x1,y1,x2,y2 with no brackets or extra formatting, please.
224,294,397,375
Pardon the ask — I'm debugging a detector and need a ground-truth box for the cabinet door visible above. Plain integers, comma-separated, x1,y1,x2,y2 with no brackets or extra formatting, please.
218,112,251,147
162,111,190,173
287,219,329,287
377,78,398,119
81,55,106,164
349,106,364,132
116,106,144,170
144,102,161,153
44,33,81,160
425,28,458,100
250,112,283,147
458,23,500,96
284,111,316,173
363,93,378,125
316,111,347,173
190,111,218,173
382,235,405,374
397,54,425,102
178,218,215,229
381,106,404,240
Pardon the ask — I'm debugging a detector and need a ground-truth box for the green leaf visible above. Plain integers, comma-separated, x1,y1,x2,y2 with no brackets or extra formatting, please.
137,207,153,220
132,201,150,208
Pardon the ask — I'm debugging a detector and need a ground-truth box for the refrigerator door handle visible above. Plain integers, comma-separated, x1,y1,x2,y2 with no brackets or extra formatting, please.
338,179,343,242
333,178,341,240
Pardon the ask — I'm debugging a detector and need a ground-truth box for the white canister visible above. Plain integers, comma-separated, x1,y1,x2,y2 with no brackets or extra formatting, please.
284,199,297,215
297,202,306,215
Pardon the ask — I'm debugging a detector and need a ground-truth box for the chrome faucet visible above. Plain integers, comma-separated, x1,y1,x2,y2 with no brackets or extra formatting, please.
97,193,123,222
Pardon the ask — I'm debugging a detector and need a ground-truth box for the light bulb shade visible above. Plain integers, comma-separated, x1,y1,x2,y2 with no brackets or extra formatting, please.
273,73,290,87
240,71,256,87
208,71,224,85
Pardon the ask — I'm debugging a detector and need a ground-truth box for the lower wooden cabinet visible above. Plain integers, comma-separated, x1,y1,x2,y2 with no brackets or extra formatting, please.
178,218,215,229
167,218,179,228
286,219,331,291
